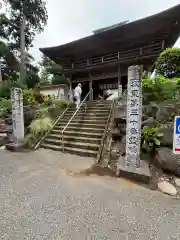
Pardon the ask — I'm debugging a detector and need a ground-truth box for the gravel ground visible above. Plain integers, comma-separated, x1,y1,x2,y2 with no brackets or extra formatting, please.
0,149,180,240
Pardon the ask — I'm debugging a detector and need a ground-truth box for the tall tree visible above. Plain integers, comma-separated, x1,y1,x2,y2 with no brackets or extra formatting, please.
2,0,48,83
2,0,48,50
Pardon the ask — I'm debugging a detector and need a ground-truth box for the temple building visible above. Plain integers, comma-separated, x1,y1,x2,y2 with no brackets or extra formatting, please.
40,5,180,100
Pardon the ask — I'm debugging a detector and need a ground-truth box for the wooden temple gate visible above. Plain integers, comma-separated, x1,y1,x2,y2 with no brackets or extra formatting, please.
40,5,180,101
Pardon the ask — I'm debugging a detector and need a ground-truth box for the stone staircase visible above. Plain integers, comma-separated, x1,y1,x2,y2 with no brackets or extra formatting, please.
40,100,112,157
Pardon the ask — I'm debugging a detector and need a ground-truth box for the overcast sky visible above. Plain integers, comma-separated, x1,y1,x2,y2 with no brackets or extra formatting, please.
1,0,180,61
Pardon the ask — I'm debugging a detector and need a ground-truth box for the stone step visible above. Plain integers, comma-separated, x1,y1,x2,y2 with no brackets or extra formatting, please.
51,129,102,138
0,119,5,124
43,138,100,151
47,134,101,144
67,109,110,114
65,112,109,118
5,118,12,125
87,100,112,104
58,119,106,125
41,143,98,157
54,125,104,133
56,122,105,129
62,115,107,120
69,104,111,110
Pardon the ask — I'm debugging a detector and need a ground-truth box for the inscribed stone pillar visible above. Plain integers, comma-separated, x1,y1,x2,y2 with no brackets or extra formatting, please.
125,65,142,168
11,88,24,142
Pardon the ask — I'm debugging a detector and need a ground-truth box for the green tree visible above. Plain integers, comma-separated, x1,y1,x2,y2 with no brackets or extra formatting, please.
1,0,47,83
2,0,48,50
156,48,180,78
0,40,19,82
38,55,54,86
39,55,68,86
51,75,68,85
142,75,177,103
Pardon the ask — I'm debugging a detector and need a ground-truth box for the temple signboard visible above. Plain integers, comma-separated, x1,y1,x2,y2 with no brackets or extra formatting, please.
125,66,142,168
11,88,24,142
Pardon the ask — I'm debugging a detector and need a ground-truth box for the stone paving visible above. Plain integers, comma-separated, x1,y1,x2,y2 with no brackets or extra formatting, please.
0,149,180,239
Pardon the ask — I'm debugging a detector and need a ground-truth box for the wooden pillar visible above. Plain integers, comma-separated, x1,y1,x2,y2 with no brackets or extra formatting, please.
118,64,122,97
147,65,152,78
89,72,93,101
67,75,73,101
162,40,165,50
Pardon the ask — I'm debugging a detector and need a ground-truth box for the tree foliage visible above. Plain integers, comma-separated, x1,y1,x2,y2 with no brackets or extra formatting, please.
51,75,68,85
142,75,178,103
2,0,48,50
39,55,68,86
156,48,180,78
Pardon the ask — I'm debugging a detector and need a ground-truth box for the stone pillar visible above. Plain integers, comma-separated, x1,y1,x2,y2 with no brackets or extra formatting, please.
125,65,142,168
11,88,24,143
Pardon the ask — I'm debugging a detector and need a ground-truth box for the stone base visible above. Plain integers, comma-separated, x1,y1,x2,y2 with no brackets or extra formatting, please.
116,157,151,184
5,142,25,152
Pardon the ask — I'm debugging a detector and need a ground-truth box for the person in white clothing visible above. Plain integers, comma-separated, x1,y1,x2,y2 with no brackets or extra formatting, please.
74,83,82,109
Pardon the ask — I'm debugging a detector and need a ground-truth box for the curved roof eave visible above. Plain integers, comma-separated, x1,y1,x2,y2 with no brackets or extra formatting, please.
40,4,180,59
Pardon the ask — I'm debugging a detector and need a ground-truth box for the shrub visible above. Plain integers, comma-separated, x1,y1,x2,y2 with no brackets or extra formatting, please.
25,116,53,147
141,127,163,154
36,107,49,118
43,95,52,106
29,117,53,136
156,48,180,78
23,106,37,127
0,80,26,99
142,75,177,103
23,89,36,106
48,105,63,119
0,98,11,117
52,99,69,109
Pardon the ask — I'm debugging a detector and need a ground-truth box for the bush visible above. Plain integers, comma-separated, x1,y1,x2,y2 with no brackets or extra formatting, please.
142,75,177,103
34,91,44,104
0,98,11,117
23,106,37,127
43,95,52,106
52,99,69,109
23,89,37,106
0,80,26,99
156,48,180,78
48,105,63,119
141,127,163,154
36,107,49,118
29,117,53,136
25,116,53,147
